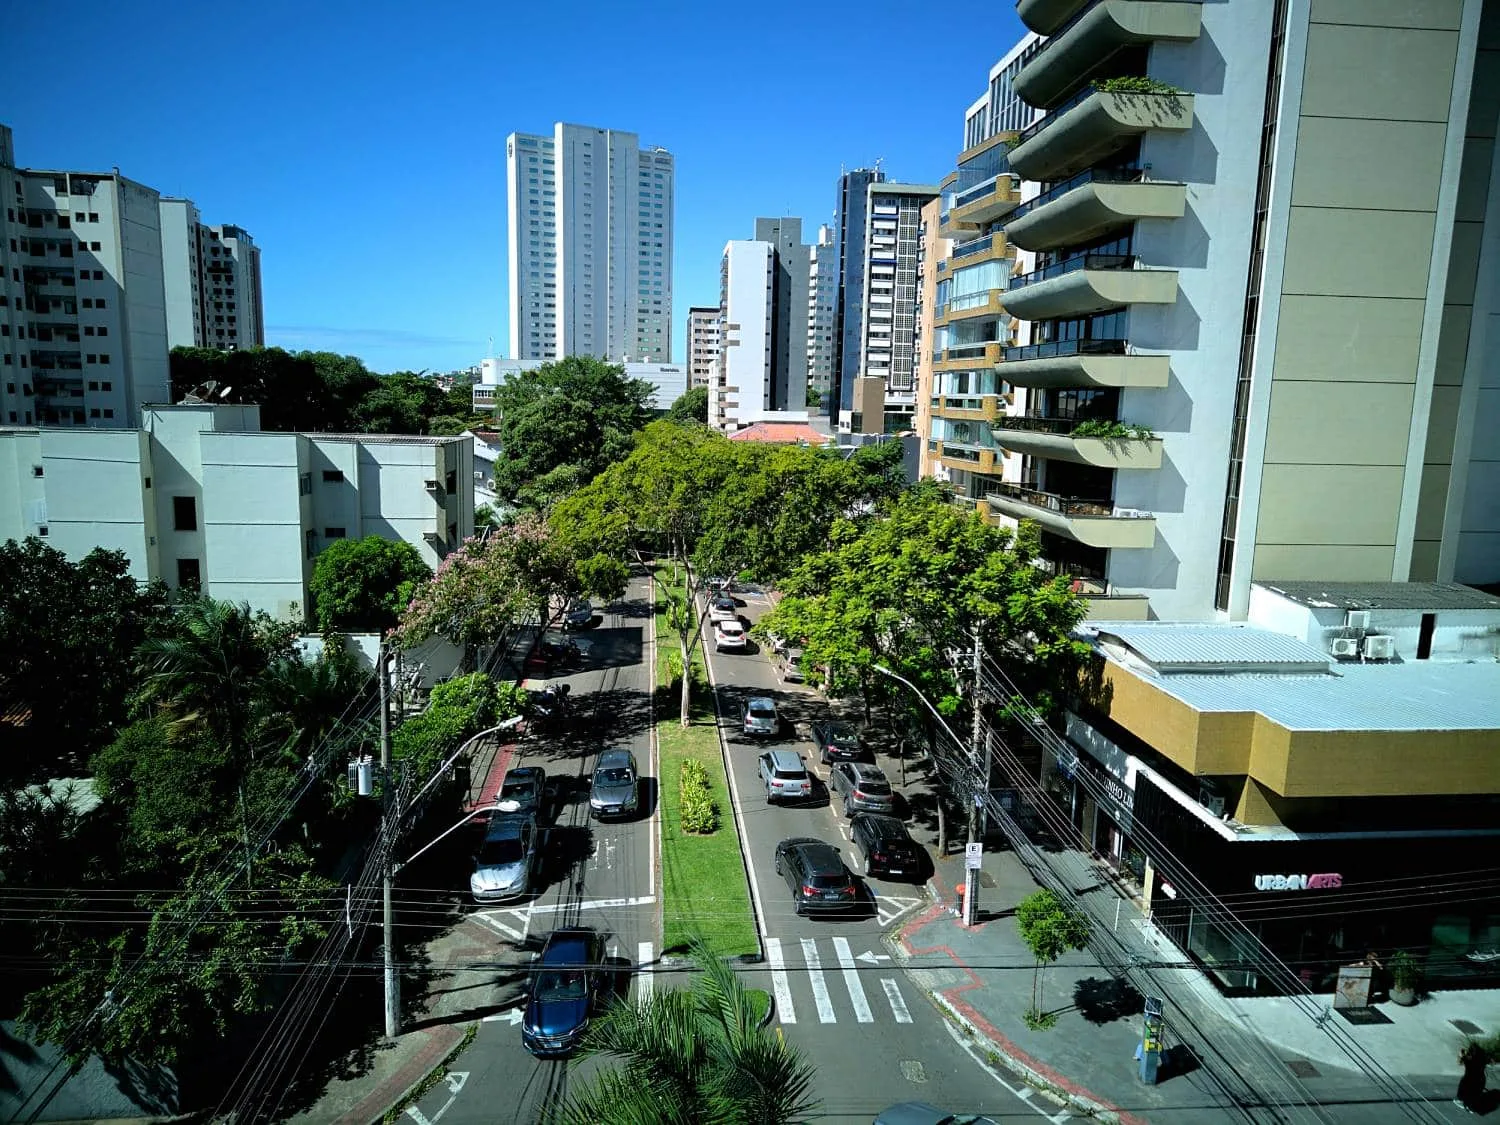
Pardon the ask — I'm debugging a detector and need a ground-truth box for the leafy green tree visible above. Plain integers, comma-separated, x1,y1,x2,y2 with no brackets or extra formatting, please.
1016,889,1091,1027
426,413,473,436
169,346,380,432
806,385,823,410
353,370,450,433
308,536,431,634
562,940,817,1125
665,385,709,425
0,538,168,784
491,356,654,506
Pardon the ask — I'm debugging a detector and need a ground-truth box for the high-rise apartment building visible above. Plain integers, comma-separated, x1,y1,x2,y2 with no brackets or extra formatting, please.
0,125,171,429
160,198,265,351
754,217,810,415
929,0,1500,621
506,123,674,363
857,183,938,433
831,167,885,424
686,305,720,388
807,224,836,408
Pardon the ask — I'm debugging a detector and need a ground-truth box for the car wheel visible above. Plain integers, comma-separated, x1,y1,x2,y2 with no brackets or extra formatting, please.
843,798,853,817
774,855,783,876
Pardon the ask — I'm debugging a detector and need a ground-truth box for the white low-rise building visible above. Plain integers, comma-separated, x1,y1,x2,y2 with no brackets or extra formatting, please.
0,403,472,622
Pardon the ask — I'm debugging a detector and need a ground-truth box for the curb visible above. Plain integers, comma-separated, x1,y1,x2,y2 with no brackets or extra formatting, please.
345,1024,469,1125
758,992,776,1030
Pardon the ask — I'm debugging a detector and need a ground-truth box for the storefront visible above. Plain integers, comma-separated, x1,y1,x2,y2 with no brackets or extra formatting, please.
1040,715,1147,887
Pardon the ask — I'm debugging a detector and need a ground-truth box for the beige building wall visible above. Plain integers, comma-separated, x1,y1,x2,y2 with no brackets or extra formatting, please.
1250,1,1479,585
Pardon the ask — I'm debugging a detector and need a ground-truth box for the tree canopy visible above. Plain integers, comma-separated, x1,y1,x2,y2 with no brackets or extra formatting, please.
665,385,709,425
490,356,654,507
308,535,431,634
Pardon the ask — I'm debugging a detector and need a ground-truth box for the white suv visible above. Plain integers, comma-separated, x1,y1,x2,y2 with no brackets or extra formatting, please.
714,619,748,651
759,749,811,804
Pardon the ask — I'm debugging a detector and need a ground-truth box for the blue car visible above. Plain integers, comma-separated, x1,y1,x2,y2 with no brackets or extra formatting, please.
522,928,606,1058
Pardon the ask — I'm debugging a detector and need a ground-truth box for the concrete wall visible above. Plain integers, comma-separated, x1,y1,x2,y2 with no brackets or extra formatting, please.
158,198,201,349
1247,584,1500,661
719,240,772,431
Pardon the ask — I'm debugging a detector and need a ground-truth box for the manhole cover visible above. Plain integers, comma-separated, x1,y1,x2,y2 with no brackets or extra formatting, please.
979,871,997,889
1287,1059,1320,1079
899,1059,927,1083
1451,1019,1485,1036
1337,1006,1392,1026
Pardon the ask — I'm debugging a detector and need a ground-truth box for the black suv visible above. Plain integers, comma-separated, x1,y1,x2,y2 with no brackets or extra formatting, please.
810,719,863,764
773,837,858,915
850,814,924,880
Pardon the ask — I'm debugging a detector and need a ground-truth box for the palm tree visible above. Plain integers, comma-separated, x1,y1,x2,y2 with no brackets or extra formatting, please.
253,643,366,766
561,941,817,1125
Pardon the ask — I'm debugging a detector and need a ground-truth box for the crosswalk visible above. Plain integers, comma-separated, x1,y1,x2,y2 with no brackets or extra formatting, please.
765,936,914,1026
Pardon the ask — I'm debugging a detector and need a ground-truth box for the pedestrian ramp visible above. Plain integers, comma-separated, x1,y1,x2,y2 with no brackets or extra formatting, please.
764,936,914,1026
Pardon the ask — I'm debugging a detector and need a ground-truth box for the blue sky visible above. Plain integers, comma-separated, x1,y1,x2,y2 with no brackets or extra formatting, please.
9,0,1025,374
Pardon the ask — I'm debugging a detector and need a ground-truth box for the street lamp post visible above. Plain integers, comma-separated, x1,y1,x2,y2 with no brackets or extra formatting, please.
872,662,983,926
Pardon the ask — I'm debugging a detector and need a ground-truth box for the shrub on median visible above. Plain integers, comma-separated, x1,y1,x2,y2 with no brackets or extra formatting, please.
679,758,719,834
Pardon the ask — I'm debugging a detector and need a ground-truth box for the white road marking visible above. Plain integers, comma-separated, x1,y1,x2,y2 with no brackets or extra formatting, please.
524,895,655,915
405,1070,468,1124
637,941,654,1004
880,978,912,1024
857,951,891,964
875,895,924,928
469,912,525,943
801,938,836,1024
1051,1112,1073,1124
766,936,796,1024
833,937,873,1023
1016,1086,1034,1100
941,1018,1066,1120
481,1009,524,1025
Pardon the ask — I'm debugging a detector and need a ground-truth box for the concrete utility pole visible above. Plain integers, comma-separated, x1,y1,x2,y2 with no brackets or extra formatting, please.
963,631,983,926
379,645,400,1039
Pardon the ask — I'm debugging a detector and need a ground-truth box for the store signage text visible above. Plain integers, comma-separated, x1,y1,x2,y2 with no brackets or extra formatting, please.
1253,873,1343,891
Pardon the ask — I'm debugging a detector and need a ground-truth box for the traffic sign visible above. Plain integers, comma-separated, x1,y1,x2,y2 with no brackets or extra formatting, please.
965,842,983,870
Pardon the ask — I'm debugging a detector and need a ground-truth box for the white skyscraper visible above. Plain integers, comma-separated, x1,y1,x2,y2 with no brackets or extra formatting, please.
506,123,674,363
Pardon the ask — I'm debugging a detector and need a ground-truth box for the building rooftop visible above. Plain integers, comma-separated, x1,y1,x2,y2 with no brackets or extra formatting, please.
1256,580,1500,612
1093,623,1331,672
727,422,829,445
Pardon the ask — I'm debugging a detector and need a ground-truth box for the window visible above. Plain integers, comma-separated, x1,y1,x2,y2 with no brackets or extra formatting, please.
96,326,107,336
90,241,101,251
324,527,346,539
321,469,344,482
103,409,113,419
88,380,98,391
92,270,103,280
88,212,98,223
299,472,312,495
37,525,48,538
176,558,201,589
31,465,42,478
90,408,100,418
173,495,197,531
82,297,93,308
96,298,105,308
98,355,109,365
305,529,317,558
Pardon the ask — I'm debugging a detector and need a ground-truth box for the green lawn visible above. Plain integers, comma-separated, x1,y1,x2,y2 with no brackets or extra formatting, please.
654,575,759,959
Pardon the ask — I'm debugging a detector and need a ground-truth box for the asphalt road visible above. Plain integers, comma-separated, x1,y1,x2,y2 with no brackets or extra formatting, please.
706,588,1077,1124
404,576,660,1125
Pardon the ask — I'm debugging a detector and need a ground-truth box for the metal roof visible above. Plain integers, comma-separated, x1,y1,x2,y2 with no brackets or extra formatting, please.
1095,624,1331,669
1144,661,1500,732
1256,580,1500,611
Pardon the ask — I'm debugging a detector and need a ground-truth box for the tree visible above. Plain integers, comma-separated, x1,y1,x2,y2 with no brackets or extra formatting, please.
0,538,168,784
491,356,654,506
561,940,817,1125
666,385,709,425
806,385,822,411
353,370,450,433
1015,889,1091,1028
169,347,380,432
308,536,431,634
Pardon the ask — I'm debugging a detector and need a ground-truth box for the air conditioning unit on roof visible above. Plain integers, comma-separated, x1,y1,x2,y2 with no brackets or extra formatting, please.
1345,609,1371,631
1330,636,1360,659
1362,634,1395,661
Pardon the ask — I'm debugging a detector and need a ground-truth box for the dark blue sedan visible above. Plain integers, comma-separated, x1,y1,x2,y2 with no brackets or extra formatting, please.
522,928,606,1058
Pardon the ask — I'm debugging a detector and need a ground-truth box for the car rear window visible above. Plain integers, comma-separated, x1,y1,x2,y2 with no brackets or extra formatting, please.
773,766,807,780
811,873,847,889
857,778,892,795
749,704,775,718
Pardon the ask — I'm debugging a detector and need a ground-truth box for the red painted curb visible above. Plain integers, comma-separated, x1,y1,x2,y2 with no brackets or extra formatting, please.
333,1025,464,1125
470,741,517,816
898,880,1149,1125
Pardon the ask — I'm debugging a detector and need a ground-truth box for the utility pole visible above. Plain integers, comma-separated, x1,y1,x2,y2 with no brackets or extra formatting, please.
379,644,400,1039
962,630,983,926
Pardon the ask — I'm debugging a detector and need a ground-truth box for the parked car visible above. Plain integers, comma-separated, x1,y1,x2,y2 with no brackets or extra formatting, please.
589,748,640,819
773,837,859,916
851,813,924,879
714,619,748,651
470,812,539,902
779,647,805,683
538,632,588,670
758,749,811,804
704,576,736,594
708,596,739,624
494,765,547,816
873,1104,999,1125
562,600,595,630
742,697,779,738
810,719,863,764
522,928,606,1058
764,632,790,657
829,761,895,816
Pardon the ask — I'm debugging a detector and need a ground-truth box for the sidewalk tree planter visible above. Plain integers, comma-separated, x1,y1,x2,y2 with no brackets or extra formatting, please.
1388,950,1422,1006
1016,889,1091,1029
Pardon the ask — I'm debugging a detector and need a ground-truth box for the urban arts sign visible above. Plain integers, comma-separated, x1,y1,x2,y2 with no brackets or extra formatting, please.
1254,872,1343,891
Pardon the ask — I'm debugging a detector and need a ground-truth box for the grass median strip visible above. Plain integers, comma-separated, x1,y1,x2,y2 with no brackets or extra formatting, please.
654,586,759,960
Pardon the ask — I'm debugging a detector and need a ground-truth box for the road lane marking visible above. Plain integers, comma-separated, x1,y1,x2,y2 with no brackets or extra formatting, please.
469,912,525,943
405,1070,467,1124
1050,1112,1072,1124
637,941,654,1004
832,937,873,1023
702,639,770,941
800,938,836,1024
481,1008,524,1025
524,895,655,915
766,937,796,1024
876,895,923,928
881,978,913,1024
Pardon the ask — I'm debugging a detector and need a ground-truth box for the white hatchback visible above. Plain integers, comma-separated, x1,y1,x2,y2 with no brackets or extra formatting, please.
714,619,748,651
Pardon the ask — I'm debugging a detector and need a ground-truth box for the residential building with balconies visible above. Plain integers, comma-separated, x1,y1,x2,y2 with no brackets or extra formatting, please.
977,0,1500,620
831,167,885,426
856,183,938,434
686,305,720,388
807,225,837,409
160,200,265,352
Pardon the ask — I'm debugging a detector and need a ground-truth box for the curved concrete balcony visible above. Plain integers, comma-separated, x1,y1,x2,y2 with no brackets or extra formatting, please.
950,173,1022,229
1012,2,1203,109
936,289,1006,327
990,416,1163,469
1005,175,1186,253
985,483,1157,549
1018,0,1091,35
1005,254,1178,321
1000,340,1170,390
1009,90,1195,182
947,231,1010,269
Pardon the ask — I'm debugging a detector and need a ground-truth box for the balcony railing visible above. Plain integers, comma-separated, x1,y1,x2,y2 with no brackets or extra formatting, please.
1008,166,1144,224
995,415,1130,436
947,290,999,313
1009,252,1134,291
932,395,993,413
952,172,1012,211
945,341,1001,361
1014,82,1098,147
1003,338,1127,363
952,233,1003,261
986,482,1141,519
1014,0,1098,73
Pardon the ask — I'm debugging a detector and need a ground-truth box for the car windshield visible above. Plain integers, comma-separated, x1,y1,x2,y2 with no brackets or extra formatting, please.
500,781,536,801
596,767,633,785
477,837,523,865
536,970,588,1000
714,598,734,610
749,704,775,718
